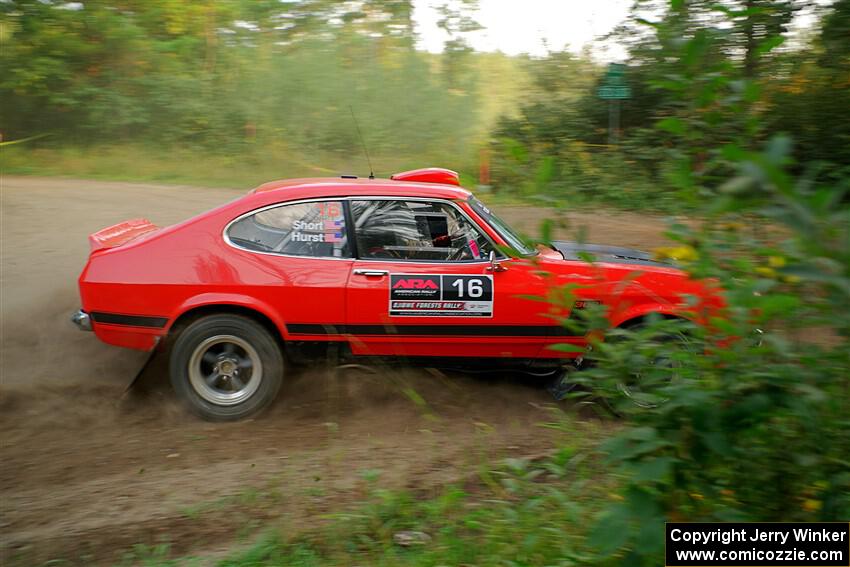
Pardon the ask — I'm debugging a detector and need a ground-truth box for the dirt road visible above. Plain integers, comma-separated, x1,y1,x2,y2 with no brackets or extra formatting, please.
0,177,674,565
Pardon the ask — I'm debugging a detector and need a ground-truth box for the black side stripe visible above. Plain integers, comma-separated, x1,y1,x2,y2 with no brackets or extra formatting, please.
286,324,576,337
91,312,168,329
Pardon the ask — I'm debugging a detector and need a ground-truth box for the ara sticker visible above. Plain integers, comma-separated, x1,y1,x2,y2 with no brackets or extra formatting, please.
389,274,493,317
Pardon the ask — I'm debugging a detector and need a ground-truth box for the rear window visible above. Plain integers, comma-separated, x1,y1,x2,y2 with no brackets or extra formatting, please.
226,201,351,258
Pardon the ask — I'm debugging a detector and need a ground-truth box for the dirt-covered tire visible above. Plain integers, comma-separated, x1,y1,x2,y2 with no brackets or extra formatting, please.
169,314,283,421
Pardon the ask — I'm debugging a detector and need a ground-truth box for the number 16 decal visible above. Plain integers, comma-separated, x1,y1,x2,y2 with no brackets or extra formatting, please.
443,275,492,301
389,274,493,317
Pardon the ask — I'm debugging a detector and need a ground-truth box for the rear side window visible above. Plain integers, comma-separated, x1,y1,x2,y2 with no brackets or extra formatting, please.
227,201,350,258
349,199,494,261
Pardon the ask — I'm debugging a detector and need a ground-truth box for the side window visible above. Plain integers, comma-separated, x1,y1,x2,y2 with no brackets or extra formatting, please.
227,201,350,258
350,200,494,261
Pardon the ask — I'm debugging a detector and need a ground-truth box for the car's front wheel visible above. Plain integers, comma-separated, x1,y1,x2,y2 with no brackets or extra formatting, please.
616,325,695,409
169,314,283,421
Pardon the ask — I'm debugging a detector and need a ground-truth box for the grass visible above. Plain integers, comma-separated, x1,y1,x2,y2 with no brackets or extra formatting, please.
0,143,480,190
180,486,281,522
112,413,618,567
1,143,679,214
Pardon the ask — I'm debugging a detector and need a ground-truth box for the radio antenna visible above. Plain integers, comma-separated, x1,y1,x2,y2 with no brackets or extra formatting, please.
349,105,374,179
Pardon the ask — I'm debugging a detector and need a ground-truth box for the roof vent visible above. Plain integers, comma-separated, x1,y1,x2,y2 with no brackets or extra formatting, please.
390,168,460,186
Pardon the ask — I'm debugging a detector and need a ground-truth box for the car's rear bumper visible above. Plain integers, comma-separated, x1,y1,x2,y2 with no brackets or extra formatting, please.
71,309,92,331
73,308,165,350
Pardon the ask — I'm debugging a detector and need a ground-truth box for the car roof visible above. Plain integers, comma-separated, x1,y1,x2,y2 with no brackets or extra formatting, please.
251,176,473,202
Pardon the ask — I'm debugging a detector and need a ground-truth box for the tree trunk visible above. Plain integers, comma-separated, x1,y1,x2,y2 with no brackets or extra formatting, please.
744,0,758,79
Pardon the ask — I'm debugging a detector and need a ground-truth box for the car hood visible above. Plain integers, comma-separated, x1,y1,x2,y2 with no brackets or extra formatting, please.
549,240,674,268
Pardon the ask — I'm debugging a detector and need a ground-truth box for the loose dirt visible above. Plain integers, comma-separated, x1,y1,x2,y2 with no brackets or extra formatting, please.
0,177,675,565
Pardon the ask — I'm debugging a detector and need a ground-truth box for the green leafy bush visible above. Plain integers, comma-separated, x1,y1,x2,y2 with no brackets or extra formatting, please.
544,7,850,557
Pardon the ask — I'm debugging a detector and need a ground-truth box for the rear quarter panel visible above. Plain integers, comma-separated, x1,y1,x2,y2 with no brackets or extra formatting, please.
79,196,351,350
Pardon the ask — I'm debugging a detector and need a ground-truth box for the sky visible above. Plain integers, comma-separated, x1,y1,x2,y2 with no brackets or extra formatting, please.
412,0,633,61
411,0,831,62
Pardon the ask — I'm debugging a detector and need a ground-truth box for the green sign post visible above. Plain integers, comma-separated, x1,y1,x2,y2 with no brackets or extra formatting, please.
597,63,631,145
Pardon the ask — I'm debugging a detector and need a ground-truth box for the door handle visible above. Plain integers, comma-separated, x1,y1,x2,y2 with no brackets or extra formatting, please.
353,269,389,277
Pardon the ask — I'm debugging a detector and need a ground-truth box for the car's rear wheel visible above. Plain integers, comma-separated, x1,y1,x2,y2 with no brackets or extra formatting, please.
169,314,283,421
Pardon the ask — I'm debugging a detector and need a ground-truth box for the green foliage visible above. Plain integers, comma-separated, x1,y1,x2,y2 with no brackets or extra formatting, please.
552,5,850,563
486,0,849,209
764,0,850,174
0,1,491,163
570,143,850,563
0,1,549,185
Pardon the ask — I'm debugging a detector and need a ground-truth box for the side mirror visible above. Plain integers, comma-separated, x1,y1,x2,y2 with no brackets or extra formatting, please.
487,250,508,272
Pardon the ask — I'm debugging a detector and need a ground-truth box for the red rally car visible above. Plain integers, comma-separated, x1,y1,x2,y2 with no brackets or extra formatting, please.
73,168,722,420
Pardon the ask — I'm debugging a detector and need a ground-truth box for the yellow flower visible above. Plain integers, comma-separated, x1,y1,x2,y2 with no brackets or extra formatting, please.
755,266,778,278
781,274,801,284
768,256,787,268
689,492,704,501
654,245,698,262
802,499,822,513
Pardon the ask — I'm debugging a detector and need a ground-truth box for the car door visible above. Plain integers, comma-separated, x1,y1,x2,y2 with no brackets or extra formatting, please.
344,198,555,359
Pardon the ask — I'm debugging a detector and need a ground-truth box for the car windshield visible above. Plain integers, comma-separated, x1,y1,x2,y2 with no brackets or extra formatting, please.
467,196,536,256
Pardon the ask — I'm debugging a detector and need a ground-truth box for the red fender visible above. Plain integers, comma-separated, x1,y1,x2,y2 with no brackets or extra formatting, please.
170,293,288,338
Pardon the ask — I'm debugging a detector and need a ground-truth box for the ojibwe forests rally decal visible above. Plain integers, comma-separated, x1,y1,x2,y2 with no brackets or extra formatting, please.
389,274,493,317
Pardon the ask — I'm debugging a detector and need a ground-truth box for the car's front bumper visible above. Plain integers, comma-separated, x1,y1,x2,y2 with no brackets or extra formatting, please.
71,309,92,331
